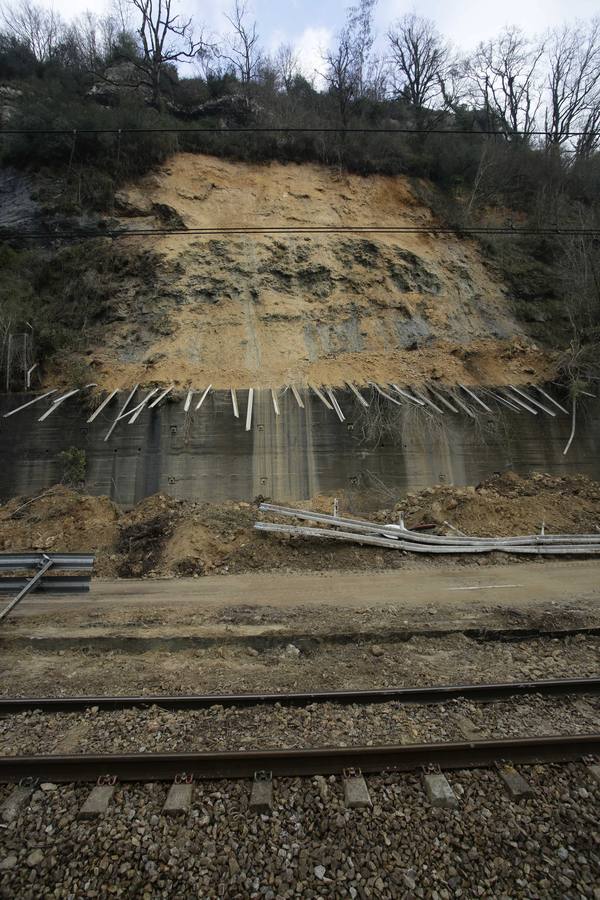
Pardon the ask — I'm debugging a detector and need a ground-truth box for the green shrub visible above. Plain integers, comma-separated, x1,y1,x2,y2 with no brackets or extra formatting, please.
59,447,87,485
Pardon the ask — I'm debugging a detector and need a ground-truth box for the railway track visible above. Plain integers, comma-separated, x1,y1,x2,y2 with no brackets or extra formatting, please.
0,677,598,789
1,678,599,898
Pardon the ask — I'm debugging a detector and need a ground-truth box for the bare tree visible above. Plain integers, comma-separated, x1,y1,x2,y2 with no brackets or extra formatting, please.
387,14,449,111
544,19,600,148
0,0,64,62
273,42,299,92
125,0,208,107
346,0,377,98
220,0,262,90
322,0,378,124
322,35,357,125
466,28,543,140
66,11,124,70
576,102,600,157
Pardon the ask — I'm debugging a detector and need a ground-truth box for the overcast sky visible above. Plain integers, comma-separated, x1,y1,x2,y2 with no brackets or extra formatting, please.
35,0,600,81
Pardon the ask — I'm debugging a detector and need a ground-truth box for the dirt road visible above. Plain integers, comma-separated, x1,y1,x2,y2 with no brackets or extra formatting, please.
9,559,600,621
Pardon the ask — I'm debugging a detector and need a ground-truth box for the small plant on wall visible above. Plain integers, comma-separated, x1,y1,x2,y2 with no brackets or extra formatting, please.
59,447,87,487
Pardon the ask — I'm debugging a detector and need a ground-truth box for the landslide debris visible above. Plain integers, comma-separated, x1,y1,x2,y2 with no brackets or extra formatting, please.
0,473,599,578
52,153,557,391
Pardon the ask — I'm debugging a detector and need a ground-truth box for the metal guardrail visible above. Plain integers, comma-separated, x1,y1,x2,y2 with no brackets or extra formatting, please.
0,553,95,569
0,552,95,621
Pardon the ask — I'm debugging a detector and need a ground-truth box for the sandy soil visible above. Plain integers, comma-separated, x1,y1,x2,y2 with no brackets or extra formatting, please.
54,153,556,390
0,472,598,579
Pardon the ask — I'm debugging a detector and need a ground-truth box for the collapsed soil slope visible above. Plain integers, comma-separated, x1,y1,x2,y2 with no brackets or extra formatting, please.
70,154,554,390
1,473,598,577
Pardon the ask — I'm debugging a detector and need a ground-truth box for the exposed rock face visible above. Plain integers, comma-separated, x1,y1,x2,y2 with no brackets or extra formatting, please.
0,167,37,229
61,152,555,389
0,83,22,124
87,62,152,106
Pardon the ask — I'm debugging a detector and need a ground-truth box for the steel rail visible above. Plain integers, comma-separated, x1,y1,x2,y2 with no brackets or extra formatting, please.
0,734,598,783
0,677,598,715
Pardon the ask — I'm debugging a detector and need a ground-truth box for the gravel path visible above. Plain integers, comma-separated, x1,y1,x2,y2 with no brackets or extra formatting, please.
0,694,598,757
0,764,598,898
0,634,598,698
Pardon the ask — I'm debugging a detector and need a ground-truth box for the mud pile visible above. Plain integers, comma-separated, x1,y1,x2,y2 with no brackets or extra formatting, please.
0,473,598,577
397,472,600,537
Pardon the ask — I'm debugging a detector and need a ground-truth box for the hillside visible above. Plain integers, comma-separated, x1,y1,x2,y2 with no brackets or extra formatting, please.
57,153,555,390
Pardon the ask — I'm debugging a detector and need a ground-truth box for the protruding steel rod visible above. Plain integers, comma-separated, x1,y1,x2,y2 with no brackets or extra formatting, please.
246,388,254,431
3,389,57,418
104,384,138,441
195,385,212,411
87,390,119,423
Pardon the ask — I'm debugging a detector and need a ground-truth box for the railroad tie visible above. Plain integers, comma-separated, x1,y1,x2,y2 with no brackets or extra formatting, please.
343,768,372,809
1,780,36,823
497,764,534,799
423,771,458,809
163,774,194,816
249,770,273,814
79,777,117,820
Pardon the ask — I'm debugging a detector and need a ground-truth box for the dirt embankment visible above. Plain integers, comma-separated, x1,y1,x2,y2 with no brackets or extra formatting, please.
51,153,556,390
0,473,598,578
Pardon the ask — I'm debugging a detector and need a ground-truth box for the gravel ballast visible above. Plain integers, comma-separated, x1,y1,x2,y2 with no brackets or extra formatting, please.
0,765,599,898
0,694,598,757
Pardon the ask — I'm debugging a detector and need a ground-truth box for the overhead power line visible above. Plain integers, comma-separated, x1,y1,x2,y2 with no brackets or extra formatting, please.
2,225,599,240
0,125,591,137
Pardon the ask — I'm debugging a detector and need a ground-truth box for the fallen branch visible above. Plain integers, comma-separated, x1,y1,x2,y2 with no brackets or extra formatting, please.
9,489,60,519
